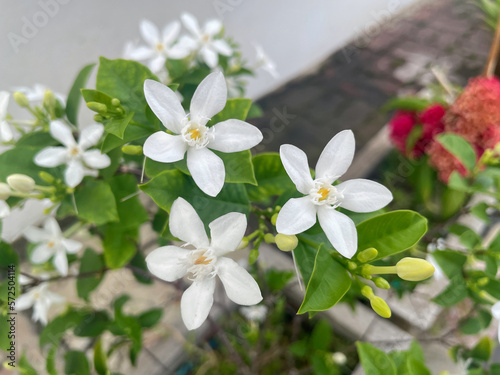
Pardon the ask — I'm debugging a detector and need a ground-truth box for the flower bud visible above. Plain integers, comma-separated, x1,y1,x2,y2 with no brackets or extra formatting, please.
370,296,392,318
477,277,489,287
237,239,249,250
331,352,347,365
0,183,11,200
94,114,104,122
87,102,107,114
43,90,56,108
7,174,35,193
111,98,121,106
275,234,298,252
395,257,435,281
373,277,390,290
357,248,378,263
13,92,30,108
263,233,275,244
271,213,278,226
361,285,375,299
347,261,357,271
39,171,55,184
121,145,143,155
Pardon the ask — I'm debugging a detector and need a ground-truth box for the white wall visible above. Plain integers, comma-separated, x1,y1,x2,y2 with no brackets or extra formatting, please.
0,0,419,99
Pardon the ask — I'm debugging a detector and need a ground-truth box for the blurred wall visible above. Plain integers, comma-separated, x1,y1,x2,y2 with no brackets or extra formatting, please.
0,0,418,99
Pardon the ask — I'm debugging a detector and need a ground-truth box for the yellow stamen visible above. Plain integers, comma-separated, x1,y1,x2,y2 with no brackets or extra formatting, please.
189,129,200,140
156,43,164,51
318,188,329,201
70,147,79,156
194,255,212,265
47,241,55,248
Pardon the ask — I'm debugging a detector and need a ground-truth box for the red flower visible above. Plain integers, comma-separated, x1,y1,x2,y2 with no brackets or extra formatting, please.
389,110,418,155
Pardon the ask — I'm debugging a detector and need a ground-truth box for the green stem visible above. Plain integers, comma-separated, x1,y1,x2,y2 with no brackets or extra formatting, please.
63,221,86,238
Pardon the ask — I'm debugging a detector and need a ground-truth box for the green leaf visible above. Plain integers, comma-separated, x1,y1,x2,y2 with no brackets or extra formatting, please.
430,250,467,279
66,63,96,125
74,311,110,337
75,179,119,225
449,224,482,249
432,275,468,306
137,308,163,328
94,338,108,375
247,153,296,203
129,251,153,284
19,352,38,375
103,224,137,269
293,240,318,287
357,210,428,260
298,245,352,314
206,98,252,126
46,345,58,375
108,174,149,230
40,309,86,348
264,269,294,292
383,97,431,112
76,248,105,301
436,133,476,172
356,342,397,375
470,202,490,223
460,310,492,335
140,169,250,228
65,351,90,375
104,111,134,139
470,336,493,361
310,320,331,351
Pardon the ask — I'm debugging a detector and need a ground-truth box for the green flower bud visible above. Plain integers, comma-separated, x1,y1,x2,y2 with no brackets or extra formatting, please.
264,233,275,244
357,248,378,263
39,171,55,184
477,277,489,287
0,183,11,200
271,213,278,226
370,296,392,318
249,248,259,264
121,145,143,155
94,114,104,122
13,92,30,108
7,174,35,193
43,90,56,108
236,239,249,250
361,285,374,299
396,258,435,281
111,98,121,106
373,277,390,290
275,234,298,252
87,102,107,114
347,261,357,271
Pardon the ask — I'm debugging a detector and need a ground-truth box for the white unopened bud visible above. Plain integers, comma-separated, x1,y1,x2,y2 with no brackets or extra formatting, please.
7,174,35,193
0,183,11,200
332,352,347,365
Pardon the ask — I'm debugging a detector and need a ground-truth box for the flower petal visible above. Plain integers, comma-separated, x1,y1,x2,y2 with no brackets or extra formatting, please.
187,147,225,197
492,301,500,320
140,19,160,45
200,46,218,69
0,121,13,142
279,144,314,195
205,19,222,36
0,91,9,118
65,159,85,188
211,39,232,56
23,226,50,243
61,238,83,254
31,244,53,264
82,149,111,169
144,79,186,133
149,55,166,74
169,197,209,248
53,250,68,276
50,120,76,148
209,212,247,256
337,179,393,213
44,217,61,237
79,123,104,150
276,196,317,235
217,257,262,305
126,45,154,60
34,147,68,167
162,21,180,46
0,200,10,219
181,278,216,330
190,71,227,125
208,119,262,153
143,132,187,163
317,207,357,259
146,245,190,282
181,13,201,37
315,130,355,181
15,292,35,311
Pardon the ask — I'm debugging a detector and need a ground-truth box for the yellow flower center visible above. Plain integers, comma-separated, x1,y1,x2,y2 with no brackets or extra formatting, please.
317,188,330,201
47,241,55,248
189,129,200,140
70,147,79,156
156,43,164,51
194,254,212,265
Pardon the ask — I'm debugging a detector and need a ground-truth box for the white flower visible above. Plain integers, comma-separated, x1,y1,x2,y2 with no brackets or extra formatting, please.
126,20,191,73
493,302,500,343
180,13,233,68
276,130,393,259
0,182,11,219
143,72,263,196
254,44,278,78
146,197,262,330
24,217,82,276
34,121,111,188
13,84,65,104
240,304,268,323
0,91,14,143
16,275,65,325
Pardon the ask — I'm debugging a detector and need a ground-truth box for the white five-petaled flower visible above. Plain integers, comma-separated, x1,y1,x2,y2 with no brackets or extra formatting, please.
24,217,83,276
143,72,263,196
276,130,393,259
180,13,233,68
0,91,14,143
126,20,191,73
254,44,278,79
16,274,65,325
493,302,500,343
13,84,66,105
34,121,111,188
146,197,262,330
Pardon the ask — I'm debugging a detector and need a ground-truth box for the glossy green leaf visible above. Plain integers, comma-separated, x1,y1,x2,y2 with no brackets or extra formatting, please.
46,345,58,375
206,98,252,126
108,174,149,230
65,351,90,375
94,338,108,375
103,224,137,269
75,179,119,225
470,336,493,361
66,63,95,125
76,248,105,301
429,250,467,279
104,111,135,139
356,342,397,375
432,275,468,306
138,308,163,328
40,309,86,348
436,133,476,172
293,240,318,287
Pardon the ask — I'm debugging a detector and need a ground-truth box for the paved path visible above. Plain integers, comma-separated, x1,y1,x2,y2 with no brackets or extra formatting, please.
253,0,493,164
